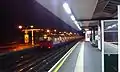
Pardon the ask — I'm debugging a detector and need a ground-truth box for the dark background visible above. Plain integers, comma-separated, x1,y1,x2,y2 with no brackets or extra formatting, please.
0,0,82,45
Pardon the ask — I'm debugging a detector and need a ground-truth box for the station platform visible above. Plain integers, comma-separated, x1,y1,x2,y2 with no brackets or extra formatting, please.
51,41,102,72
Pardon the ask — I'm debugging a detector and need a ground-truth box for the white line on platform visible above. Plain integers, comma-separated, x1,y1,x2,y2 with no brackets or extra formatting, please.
74,42,84,72
48,42,80,72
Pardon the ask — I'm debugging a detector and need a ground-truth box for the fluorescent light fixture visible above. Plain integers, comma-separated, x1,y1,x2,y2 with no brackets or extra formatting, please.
77,25,82,30
74,20,81,30
63,2,72,14
70,15,75,21
63,2,81,30
74,20,78,24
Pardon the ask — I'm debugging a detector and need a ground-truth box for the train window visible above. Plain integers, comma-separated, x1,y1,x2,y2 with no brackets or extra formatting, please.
48,37,52,41
54,37,57,41
39,37,47,41
39,37,44,41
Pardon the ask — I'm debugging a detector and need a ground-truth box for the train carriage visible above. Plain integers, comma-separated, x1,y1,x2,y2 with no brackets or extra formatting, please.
38,30,82,49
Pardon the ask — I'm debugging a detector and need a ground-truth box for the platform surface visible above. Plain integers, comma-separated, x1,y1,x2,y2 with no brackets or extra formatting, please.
58,41,102,72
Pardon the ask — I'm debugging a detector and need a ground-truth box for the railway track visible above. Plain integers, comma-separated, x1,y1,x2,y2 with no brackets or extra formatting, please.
0,40,78,72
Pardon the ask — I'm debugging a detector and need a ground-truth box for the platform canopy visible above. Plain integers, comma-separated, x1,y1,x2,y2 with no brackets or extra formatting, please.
35,0,120,30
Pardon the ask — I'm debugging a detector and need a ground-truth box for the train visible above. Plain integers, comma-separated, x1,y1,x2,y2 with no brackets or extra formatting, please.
38,31,82,49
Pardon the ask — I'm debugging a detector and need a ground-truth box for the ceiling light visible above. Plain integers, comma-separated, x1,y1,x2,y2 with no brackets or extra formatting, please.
63,2,71,14
74,20,78,24
74,21,81,30
70,15,75,21
77,24,82,30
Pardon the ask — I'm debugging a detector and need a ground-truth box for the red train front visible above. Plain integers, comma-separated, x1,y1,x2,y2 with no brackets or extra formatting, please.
39,34,53,49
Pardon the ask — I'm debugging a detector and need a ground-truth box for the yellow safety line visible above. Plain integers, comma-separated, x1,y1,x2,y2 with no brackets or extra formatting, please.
53,42,80,72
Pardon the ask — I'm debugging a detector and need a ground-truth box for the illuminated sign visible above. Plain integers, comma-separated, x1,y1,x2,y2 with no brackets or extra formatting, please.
24,34,29,43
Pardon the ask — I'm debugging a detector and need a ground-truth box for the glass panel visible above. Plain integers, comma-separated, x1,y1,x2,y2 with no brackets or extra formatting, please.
104,20,118,54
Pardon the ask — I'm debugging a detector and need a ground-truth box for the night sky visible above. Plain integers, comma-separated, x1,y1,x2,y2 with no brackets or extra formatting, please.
0,0,79,44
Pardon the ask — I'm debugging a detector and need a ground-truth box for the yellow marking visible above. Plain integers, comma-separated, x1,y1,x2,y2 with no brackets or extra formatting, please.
53,42,80,72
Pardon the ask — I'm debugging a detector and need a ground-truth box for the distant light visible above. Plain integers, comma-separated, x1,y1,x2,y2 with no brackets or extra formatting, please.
44,34,47,37
44,36,47,39
61,34,65,36
63,2,72,14
69,32,72,34
44,34,47,39
64,31,66,33
30,68,33,70
70,15,75,21
30,25,34,28
59,32,61,33
41,29,44,31
47,29,50,32
85,29,89,31
18,25,22,29
74,33,76,34
54,29,56,32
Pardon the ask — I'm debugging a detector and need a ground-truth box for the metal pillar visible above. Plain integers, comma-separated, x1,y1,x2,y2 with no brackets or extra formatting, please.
97,20,102,50
118,5,120,72
90,29,92,42
31,30,34,45
92,27,95,43
101,20,104,72
93,27,95,41
98,24,101,50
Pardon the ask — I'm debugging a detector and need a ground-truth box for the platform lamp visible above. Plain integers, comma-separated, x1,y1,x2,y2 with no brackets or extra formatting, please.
18,25,22,29
30,25,34,45
18,25,40,45
18,25,29,44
